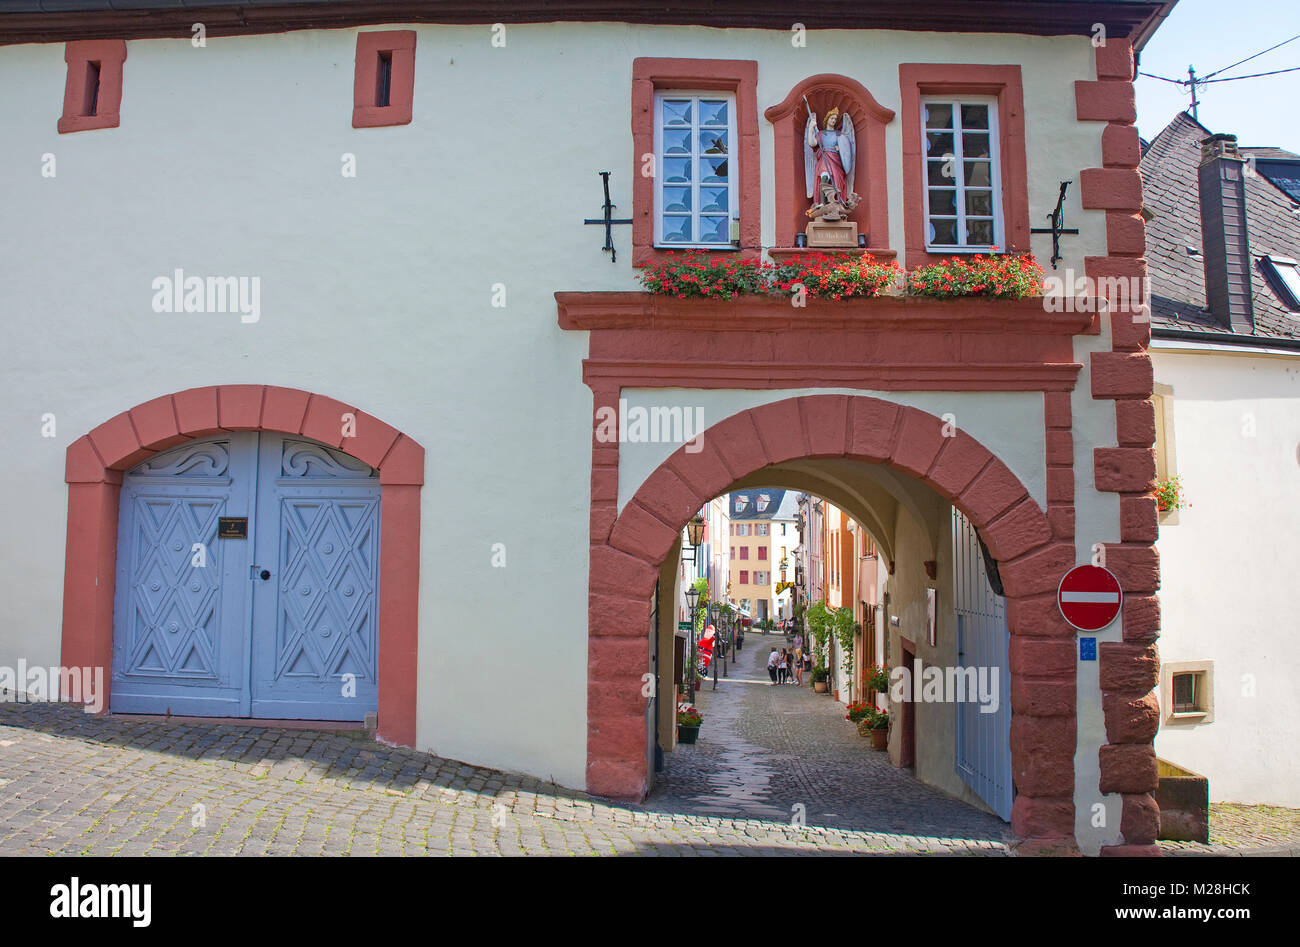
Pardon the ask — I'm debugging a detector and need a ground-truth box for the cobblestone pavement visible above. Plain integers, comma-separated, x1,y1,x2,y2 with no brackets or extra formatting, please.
2,646,1295,854
641,634,1013,852
0,697,997,856
1158,803,1300,856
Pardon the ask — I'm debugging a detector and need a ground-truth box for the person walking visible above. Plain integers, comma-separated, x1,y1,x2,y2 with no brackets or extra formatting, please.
767,648,779,685
793,647,804,686
778,648,790,684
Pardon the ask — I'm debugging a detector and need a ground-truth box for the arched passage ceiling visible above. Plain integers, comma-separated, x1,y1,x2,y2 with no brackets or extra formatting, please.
728,455,946,565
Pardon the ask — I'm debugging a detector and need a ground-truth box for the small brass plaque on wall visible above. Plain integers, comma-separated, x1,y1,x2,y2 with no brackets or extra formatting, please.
218,516,248,539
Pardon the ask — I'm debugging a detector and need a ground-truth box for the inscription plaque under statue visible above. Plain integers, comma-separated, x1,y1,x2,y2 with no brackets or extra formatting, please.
806,219,858,248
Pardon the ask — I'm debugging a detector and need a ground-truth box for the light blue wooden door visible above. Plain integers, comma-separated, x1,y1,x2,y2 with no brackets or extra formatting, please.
112,433,380,722
952,508,1013,821
111,435,258,716
250,436,381,721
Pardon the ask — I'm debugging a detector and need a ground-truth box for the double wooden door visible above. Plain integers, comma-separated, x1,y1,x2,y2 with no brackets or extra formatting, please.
110,433,381,721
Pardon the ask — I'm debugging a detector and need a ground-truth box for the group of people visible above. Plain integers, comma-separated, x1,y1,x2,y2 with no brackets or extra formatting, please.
766,634,810,686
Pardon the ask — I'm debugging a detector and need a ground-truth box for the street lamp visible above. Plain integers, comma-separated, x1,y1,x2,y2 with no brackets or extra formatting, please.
686,513,705,548
709,602,721,690
684,584,700,702
716,602,729,680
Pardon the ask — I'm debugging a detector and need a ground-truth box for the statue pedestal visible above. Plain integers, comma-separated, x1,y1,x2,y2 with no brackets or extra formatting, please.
806,219,858,248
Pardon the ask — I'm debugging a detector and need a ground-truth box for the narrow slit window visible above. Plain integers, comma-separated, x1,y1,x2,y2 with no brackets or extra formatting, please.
84,61,101,117
376,51,393,108
352,31,416,128
59,40,126,134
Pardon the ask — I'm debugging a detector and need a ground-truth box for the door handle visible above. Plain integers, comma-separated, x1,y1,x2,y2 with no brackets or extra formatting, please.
260,569,271,581
251,565,272,581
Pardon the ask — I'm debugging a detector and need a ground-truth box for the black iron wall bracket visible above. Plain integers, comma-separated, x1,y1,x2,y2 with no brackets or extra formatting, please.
1030,180,1081,270
583,171,633,263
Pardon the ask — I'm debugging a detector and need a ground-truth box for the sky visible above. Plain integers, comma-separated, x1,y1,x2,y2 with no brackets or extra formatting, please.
1134,0,1300,151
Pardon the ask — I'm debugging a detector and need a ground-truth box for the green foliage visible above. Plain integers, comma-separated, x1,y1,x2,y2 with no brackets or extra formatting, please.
807,600,857,685
691,577,710,634
1153,476,1186,512
865,664,891,694
805,601,833,671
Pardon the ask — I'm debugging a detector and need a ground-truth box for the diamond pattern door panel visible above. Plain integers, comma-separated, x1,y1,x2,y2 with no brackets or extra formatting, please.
250,436,380,720
111,435,257,716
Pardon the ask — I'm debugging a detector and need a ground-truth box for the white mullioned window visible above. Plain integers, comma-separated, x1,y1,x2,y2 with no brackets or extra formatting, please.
921,96,1003,251
654,92,739,247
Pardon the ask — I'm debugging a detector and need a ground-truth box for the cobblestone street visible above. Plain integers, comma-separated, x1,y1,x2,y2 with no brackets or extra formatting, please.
642,632,1012,850
0,640,1295,856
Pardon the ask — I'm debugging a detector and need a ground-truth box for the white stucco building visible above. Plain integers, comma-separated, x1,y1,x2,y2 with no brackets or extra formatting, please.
0,0,1218,855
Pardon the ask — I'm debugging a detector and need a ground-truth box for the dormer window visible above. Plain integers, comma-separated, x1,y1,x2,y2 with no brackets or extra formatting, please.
1260,254,1300,311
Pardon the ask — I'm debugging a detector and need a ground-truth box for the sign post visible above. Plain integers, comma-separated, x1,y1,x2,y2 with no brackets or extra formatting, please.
1057,565,1123,632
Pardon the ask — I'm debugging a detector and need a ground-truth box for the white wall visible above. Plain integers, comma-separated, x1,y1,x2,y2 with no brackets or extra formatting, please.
0,22,1113,799
1151,344,1300,805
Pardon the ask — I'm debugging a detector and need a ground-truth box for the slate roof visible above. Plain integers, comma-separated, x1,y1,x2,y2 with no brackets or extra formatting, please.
1141,111,1300,341
729,488,795,521
1241,148,1300,205
1241,147,1300,162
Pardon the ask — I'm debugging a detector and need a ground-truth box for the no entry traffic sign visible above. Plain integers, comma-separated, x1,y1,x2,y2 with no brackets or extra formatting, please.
1057,564,1123,632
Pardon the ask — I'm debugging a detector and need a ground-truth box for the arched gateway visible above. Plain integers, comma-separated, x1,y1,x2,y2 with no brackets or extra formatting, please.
60,385,424,747
587,393,1079,850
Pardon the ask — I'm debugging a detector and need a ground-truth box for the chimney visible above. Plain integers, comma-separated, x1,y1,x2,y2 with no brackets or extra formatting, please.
1197,133,1255,332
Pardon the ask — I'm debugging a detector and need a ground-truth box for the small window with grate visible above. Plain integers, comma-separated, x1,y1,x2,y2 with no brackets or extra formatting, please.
1164,661,1213,723
1171,672,1200,714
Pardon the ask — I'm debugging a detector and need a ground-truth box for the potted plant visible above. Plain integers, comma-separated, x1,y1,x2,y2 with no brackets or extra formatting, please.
1153,476,1187,513
677,706,703,744
857,705,890,750
865,664,891,695
845,700,872,725
811,667,829,693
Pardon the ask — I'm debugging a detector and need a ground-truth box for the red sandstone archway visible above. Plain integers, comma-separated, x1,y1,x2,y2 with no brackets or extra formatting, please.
60,384,424,747
588,394,1079,851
